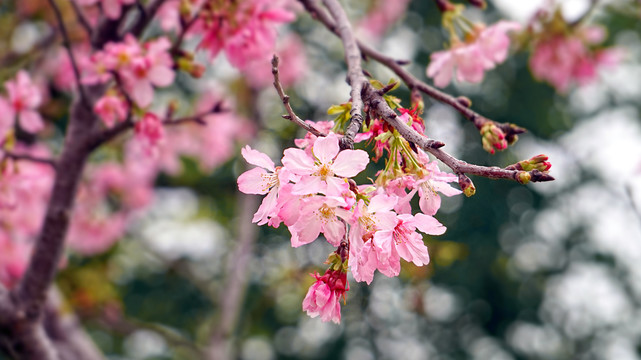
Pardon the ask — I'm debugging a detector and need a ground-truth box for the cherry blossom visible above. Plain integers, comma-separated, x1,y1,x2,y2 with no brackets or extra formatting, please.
135,112,165,148
94,93,129,127
427,21,521,87
288,195,347,247
302,269,348,324
414,161,462,216
194,0,295,69
0,70,45,133
237,145,293,226
529,29,622,93
282,132,369,196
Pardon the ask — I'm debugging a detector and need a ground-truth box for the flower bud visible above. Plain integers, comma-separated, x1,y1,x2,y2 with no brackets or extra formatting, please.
458,174,476,197
177,57,205,78
516,171,531,184
480,123,508,154
510,154,552,172
457,96,472,107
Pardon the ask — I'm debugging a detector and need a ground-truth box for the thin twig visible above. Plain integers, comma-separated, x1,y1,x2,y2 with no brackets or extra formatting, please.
69,0,93,37
127,0,168,37
271,55,325,137
3,151,58,169
47,0,91,111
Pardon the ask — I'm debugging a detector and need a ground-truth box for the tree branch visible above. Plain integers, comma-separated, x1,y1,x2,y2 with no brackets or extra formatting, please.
126,0,168,37
47,0,91,110
3,151,58,169
299,0,524,141
272,56,325,137
207,193,260,360
302,0,552,184
43,288,105,360
320,0,367,150
69,0,93,37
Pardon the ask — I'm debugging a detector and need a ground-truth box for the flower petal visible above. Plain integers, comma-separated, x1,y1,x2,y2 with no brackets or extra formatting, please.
241,145,275,171
312,133,339,164
332,149,369,178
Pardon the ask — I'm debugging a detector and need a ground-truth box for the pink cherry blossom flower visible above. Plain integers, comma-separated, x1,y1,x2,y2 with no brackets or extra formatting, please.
288,195,347,247
302,269,348,324
427,21,521,88
244,34,308,88
94,93,129,127
119,36,175,107
135,112,164,148
373,213,446,268
529,24,622,93
282,133,369,196
237,145,293,226
0,70,45,133
194,0,295,69
344,194,398,284
412,159,461,215
156,0,181,32
67,209,127,255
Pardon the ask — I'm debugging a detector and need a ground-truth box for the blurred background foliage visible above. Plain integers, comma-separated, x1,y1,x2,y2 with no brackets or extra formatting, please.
2,0,641,359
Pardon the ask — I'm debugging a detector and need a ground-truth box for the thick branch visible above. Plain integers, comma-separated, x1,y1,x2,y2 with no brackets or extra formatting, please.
320,0,367,150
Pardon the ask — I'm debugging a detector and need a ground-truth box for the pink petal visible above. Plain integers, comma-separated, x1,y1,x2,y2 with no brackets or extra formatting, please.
414,213,446,235
418,187,440,215
19,110,44,133
332,149,369,178
237,167,273,195
130,80,154,108
368,194,397,213
312,133,339,164
102,0,122,19
148,65,175,87
252,189,278,225
291,216,321,247
241,145,275,171
322,218,345,247
291,175,322,196
282,148,315,175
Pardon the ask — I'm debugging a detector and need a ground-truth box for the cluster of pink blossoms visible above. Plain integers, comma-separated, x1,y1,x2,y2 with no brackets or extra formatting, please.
529,23,621,93
238,127,461,323
427,20,521,88
83,34,174,108
193,0,296,69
